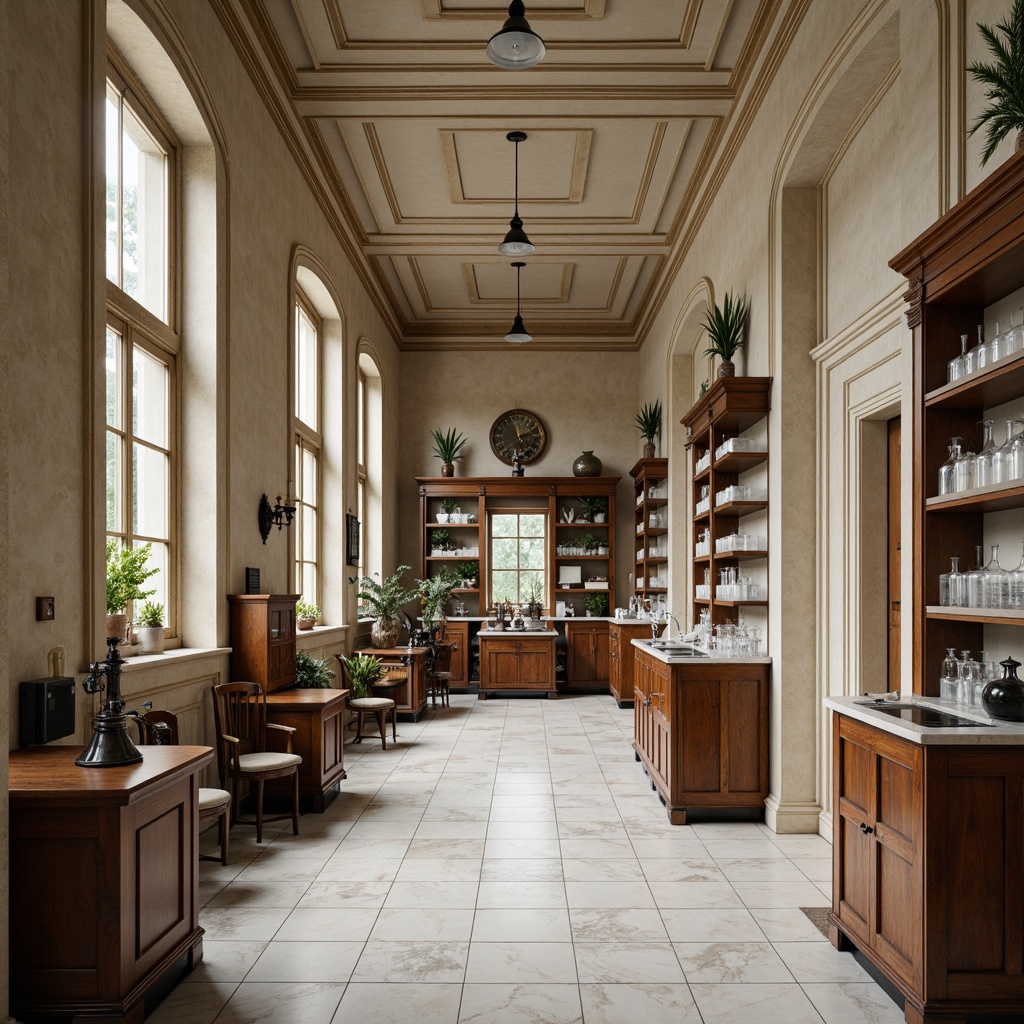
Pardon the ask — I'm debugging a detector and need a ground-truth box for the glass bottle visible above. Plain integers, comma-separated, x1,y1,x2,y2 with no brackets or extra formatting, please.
965,324,986,375
954,438,976,492
975,420,999,487
1008,541,1024,611
983,544,1007,609
986,321,1004,365
938,438,960,495
957,650,976,705
940,555,964,607
1008,419,1024,481
1004,307,1024,359
941,647,958,701
948,333,969,383
967,545,986,608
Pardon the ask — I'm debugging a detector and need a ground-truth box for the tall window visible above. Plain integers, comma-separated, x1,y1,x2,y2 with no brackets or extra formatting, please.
490,511,546,607
105,52,177,627
294,293,321,605
356,366,367,588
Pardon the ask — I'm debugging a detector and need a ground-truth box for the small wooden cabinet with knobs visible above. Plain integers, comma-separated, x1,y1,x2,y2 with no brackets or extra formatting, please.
566,620,610,691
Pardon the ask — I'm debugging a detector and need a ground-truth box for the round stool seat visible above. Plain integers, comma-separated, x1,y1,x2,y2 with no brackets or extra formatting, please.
198,787,231,811
349,695,398,749
350,696,395,710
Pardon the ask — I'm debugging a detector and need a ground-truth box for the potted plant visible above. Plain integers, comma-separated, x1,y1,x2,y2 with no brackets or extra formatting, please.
634,399,662,458
438,497,459,523
351,565,418,648
418,569,459,641
578,531,597,554
585,592,609,617
431,427,468,477
294,651,335,688
430,529,451,555
344,652,386,698
578,496,608,523
105,539,159,644
135,601,165,655
456,561,479,588
524,577,544,620
702,291,750,378
296,600,320,630
968,1,1024,165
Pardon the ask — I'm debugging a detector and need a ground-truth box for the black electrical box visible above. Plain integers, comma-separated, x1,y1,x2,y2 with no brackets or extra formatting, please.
19,676,76,746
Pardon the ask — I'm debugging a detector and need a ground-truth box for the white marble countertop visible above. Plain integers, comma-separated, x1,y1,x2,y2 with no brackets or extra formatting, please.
630,638,772,666
477,628,558,637
824,694,1024,745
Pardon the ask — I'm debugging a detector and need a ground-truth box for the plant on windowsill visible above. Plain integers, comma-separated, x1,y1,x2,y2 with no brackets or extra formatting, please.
524,577,544,621
350,565,418,648
105,539,159,645
634,399,662,458
135,600,165,655
703,291,750,378
431,427,468,477
585,592,609,617
344,653,386,698
578,496,608,524
294,651,335,689
296,600,320,631
968,0,1024,166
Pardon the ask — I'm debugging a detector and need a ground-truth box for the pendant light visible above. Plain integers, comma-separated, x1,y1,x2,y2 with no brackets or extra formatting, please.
498,131,535,257
505,261,532,343
486,1,546,70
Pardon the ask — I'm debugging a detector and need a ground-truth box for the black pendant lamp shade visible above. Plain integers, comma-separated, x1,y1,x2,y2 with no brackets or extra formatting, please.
498,131,535,257
486,1,546,70
505,261,532,343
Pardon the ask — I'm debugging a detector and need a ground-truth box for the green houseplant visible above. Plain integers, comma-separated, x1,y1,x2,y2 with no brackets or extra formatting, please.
438,497,460,522
968,0,1024,166
430,529,451,553
578,496,608,523
585,592,609,617
105,539,159,643
702,291,750,378
351,565,418,648
419,569,459,641
456,561,479,588
296,600,320,630
344,653,386,698
135,600,165,655
431,427,468,477
634,399,662,458
294,651,335,689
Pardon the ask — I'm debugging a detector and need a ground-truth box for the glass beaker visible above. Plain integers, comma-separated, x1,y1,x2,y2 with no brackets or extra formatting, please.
940,556,963,606
967,545,986,608
957,651,976,705
954,440,976,492
974,420,999,487
948,333,969,382
983,544,1007,609
1007,419,1024,481
1008,541,1024,610
986,321,1005,365
938,439,960,495
966,324,987,375
1004,307,1024,358
941,647,958,701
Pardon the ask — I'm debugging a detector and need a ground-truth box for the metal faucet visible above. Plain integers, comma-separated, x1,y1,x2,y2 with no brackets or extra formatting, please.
665,613,682,640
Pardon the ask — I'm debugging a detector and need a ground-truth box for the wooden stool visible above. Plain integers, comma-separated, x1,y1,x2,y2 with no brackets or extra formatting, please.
349,696,398,749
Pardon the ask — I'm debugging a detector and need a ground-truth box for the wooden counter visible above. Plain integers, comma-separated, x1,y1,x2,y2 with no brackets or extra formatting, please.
10,744,213,1023
266,687,349,811
478,629,558,698
354,646,429,720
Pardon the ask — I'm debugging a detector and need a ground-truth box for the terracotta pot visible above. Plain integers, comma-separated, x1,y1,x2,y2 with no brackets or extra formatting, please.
573,450,602,477
441,462,455,477
642,441,656,458
717,359,736,379
297,616,316,631
371,615,399,648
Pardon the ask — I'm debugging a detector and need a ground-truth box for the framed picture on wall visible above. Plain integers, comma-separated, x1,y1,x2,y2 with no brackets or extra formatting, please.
346,514,360,566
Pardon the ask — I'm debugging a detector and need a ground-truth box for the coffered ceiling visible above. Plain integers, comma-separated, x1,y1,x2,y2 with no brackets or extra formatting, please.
227,0,796,348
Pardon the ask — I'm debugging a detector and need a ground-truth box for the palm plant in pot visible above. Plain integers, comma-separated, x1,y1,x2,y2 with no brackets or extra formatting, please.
344,653,387,698
431,427,468,477
968,0,1024,166
634,399,662,458
351,565,418,648
702,291,749,378
105,539,159,644
135,601,165,655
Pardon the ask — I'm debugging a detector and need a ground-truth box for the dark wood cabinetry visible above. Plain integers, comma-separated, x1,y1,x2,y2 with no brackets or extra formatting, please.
478,632,557,697
830,712,1024,1023
632,645,769,824
10,745,212,1023
443,618,470,685
566,620,610,690
228,594,298,693
630,458,669,602
609,620,650,706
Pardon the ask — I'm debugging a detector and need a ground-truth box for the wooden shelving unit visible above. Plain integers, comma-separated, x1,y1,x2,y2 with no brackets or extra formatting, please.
629,458,669,603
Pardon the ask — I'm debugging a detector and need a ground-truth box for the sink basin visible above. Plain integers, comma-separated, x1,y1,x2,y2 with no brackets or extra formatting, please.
643,640,708,657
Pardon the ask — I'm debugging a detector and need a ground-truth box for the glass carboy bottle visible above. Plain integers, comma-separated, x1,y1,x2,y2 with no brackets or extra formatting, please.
948,334,968,383
975,420,999,487
983,544,1007,609
966,324,986,375
938,439,960,495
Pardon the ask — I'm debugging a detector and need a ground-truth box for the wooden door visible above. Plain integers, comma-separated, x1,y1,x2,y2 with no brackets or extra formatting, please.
833,716,874,950
888,417,901,692
516,648,551,687
568,627,595,682
593,627,610,682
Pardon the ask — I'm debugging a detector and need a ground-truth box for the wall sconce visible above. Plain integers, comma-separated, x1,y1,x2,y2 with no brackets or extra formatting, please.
258,492,296,544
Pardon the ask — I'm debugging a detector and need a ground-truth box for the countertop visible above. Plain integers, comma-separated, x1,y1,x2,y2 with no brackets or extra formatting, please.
824,694,1024,745
477,627,558,637
630,638,772,666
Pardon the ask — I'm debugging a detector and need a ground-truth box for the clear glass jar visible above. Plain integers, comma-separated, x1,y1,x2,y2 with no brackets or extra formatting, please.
967,545,986,608
948,333,969,383
938,439,960,495
1007,419,1024,481
941,647,958,701
940,555,964,607
983,543,1007,609
1007,541,1024,611
986,321,1005,365
975,420,999,487
965,324,986,375
954,440,976,492
1003,307,1024,359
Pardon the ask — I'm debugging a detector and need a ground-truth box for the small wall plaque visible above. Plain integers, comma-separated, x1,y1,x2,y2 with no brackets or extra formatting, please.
346,514,361,566
245,567,261,595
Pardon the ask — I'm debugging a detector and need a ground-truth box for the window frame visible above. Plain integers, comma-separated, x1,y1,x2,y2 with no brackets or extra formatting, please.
487,507,548,609
293,288,323,608
356,365,368,590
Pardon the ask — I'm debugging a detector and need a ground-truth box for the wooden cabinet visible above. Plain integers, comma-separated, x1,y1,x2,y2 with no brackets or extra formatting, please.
265,687,348,812
566,620,610,690
9,745,213,1023
889,152,1024,697
478,631,557,697
609,620,651,706
681,379,771,630
443,618,470,685
354,645,429,720
417,477,618,619
228,594,299,693
630,458,669,602
830,711,1024,1023
633,645,770,824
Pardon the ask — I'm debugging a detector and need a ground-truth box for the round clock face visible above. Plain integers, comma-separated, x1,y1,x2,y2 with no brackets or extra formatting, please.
489,409,547,466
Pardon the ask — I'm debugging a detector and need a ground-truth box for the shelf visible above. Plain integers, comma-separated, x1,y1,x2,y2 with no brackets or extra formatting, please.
713,600,770,608
427,522,479,528
693,510,711,523
555,587,609,594
924,347,1024,410
714,451,768,474
713,500,768,517
925,482,1024,514
713,549,769,561
426,555,478,561
693,554,711,564
926,605,1024,625
555,554,609,560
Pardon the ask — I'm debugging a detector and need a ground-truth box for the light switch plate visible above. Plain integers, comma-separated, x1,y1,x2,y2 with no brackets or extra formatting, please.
36,596,55,621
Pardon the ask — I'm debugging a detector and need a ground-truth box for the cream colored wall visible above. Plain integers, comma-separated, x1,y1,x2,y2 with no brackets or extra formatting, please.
397,349,641,605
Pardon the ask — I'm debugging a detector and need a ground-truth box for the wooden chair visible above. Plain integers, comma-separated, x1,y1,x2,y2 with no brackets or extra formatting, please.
210,681,302,843
427,640,456,709
336,654,398,750
131,708,233,865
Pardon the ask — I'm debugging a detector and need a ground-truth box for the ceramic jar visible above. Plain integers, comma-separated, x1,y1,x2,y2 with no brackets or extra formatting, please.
982,656,1024,721
573,450,602,477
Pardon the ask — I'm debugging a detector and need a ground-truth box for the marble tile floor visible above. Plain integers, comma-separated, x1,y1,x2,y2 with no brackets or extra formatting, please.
151,694,904,1024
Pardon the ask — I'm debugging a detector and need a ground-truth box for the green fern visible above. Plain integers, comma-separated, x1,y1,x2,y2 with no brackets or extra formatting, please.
968,0,1024,166
350,565,417,618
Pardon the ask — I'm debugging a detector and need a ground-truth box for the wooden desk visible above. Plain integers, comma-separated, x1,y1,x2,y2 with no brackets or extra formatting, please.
265,687,349,812
10,744,213,1024
354,646,429,720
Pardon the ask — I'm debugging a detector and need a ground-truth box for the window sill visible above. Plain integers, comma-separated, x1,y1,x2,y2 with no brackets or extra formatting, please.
117,646,231,672
296,624,349,649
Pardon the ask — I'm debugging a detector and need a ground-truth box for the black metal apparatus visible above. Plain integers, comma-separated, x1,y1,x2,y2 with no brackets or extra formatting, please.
75,636,144,767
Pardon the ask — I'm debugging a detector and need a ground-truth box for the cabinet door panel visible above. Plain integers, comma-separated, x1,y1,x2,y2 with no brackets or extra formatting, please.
837,814,872,947
484,650,517,684
878,755,916,845
875,843,918,983
726,677,763,793
593,629,610,682
517,650,550,686
679,680,721,793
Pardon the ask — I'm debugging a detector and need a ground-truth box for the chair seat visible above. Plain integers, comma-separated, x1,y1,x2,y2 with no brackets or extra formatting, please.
350,696,396,710
233,751,302,772
198,787,232,812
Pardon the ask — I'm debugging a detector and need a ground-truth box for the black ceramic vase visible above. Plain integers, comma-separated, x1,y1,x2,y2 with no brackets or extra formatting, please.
982,656,1024,722
573,450,602,477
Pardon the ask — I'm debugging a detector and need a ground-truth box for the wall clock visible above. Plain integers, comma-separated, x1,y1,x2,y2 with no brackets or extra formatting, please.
489,408,547,466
